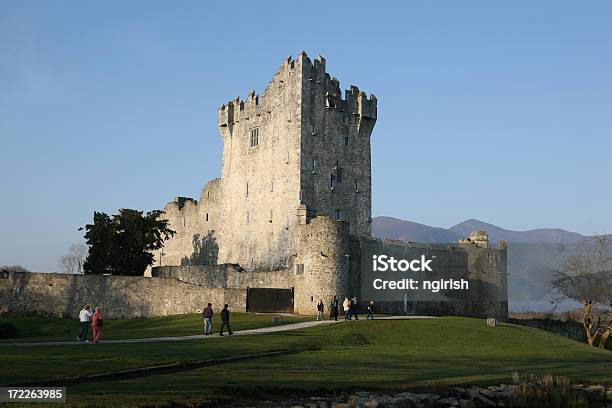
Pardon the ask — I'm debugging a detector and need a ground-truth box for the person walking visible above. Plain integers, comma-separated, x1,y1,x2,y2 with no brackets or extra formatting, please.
219,304,233,336
92,307,104,344
366,300,375,320
203,303,214,335
350,297,359,320
329,296,339,321
343,297,351,321
77,304,92,342
316,300,324,321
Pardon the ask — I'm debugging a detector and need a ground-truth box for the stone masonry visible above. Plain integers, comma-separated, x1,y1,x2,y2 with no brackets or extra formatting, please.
150,52,508,318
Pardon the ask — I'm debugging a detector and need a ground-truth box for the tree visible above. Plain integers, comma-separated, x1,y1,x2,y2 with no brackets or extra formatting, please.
82,209,175,276
59,243,88,274
551,235,612,348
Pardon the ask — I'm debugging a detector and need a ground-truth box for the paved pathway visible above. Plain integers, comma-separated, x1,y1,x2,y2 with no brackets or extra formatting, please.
0,315,434,347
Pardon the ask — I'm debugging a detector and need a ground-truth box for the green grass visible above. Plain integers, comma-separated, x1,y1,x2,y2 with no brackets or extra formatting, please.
0,312,310,342
1,317,610,407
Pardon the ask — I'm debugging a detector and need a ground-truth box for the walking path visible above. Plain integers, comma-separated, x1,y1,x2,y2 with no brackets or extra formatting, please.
0,315,434,347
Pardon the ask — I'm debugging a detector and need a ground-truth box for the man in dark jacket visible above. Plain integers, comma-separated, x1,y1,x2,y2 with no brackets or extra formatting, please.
329,296,339,321
219,304,233,336
350,298,359,320
366,300,375,320
203,303,213,335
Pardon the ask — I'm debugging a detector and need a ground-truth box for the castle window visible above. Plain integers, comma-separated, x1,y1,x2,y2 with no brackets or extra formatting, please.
312,158,317,173
355,179,359,193
335,162,342,182
333,209,342,221
288,111,293,122
207,191,210,199
344,136,349,146
296,264,305,275
330,173,336,189
325,93,334,109
270,179,274,192
206,213,209,222
246,182,249,196
250,128,259,147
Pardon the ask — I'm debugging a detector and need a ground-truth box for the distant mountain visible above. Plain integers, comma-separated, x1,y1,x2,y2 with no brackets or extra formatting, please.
372,216,461,243
372,216,590,244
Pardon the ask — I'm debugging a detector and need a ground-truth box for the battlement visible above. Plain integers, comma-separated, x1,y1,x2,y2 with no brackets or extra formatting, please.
217,51,377,130
164,196,197,212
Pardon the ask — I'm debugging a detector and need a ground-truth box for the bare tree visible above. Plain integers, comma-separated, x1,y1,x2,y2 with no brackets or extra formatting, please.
551,235,612,348
69,243,88,274
59,254,80,274
58,243,88,274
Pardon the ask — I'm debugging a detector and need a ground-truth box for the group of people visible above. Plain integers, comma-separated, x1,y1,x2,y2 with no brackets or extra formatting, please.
201,303,233,336
76,302,234,342
77,304,103,344
317,297,376,321
76,297,376,342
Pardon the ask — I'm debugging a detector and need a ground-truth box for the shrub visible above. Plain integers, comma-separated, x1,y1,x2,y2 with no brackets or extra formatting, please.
509,373,587,408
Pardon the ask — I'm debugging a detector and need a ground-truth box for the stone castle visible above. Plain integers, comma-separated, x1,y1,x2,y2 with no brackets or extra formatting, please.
1,52,507,319
150,52,508,318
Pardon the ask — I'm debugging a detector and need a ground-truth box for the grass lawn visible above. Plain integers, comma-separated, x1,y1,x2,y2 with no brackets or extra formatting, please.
1,317,611,407
0,312,310,342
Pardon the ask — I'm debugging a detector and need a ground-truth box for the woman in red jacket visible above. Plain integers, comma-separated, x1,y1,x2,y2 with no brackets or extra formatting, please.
92,307,104,344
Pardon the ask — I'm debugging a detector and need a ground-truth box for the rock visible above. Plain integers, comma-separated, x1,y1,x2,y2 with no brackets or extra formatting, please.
607,388,612,401
332,404,350,408
390,396,419,408
394,393,423,408
416,394,439,408
478,389,496,400
318,402,330,408
450,387,466,399
464,388,480,400
347,396,380,408
361,399,381,408
434,397,459,407
584,385,606,401
458,400,475,408
471,395,497,408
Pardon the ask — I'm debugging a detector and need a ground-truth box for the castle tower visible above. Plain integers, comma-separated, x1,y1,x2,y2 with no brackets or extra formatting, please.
215,52,377,270
153,52,377,275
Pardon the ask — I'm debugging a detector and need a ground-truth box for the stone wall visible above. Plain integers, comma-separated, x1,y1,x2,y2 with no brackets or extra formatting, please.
354,237,508,319
0,272,245,319
151,264,294,290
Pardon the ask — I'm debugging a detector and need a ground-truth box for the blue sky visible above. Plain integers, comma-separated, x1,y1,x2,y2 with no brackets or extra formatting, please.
1,1,611,271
